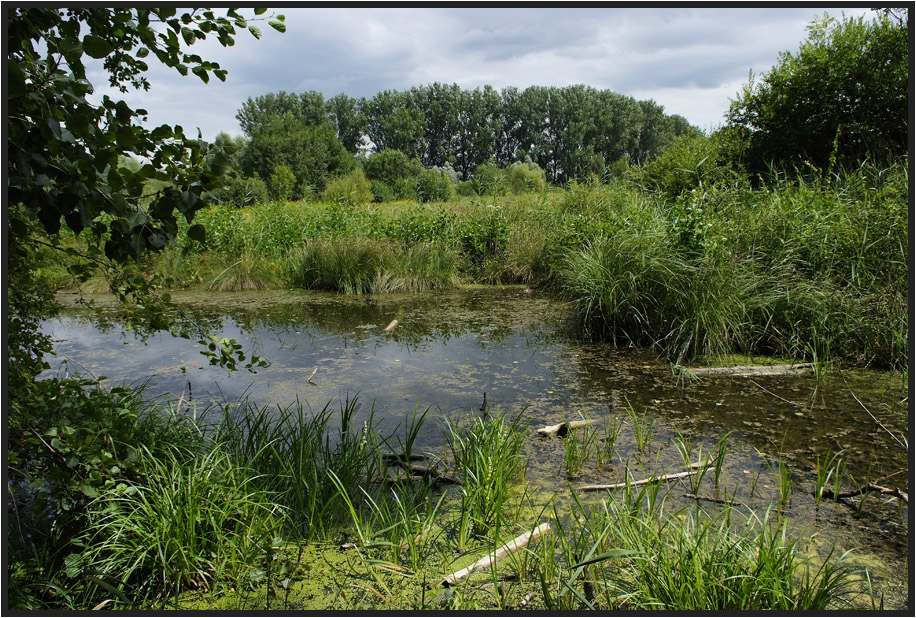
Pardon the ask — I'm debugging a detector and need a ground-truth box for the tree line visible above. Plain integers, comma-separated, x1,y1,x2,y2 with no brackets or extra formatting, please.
232,84,700,192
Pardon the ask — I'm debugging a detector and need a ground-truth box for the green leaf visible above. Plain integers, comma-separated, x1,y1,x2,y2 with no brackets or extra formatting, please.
254,8,267,15
83,35,114,59
248,25,262,39
268,20,286,33
187,224,206,242
136,47,149,58
181,27,196,46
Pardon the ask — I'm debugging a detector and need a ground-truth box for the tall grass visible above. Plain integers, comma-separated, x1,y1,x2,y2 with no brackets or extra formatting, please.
533,484,861,611
72,444,280,606
286,238,458,293
216,396,382,540
445,408,527,547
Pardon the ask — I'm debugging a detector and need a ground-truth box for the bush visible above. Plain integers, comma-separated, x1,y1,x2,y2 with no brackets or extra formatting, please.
363,149,422,187
213,174,269,208
268,164,296,202
370,179,396,203
471,161,508,196
636,133,744,199
322,168,373,206
727,13,907,171
415,169,454,202
508,160,547,194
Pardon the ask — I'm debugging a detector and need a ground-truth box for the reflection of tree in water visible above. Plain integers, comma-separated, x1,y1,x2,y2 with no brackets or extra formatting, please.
58,288,570,353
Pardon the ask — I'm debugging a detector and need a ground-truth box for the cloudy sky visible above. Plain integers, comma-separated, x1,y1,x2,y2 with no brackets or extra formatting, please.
90,6,875,141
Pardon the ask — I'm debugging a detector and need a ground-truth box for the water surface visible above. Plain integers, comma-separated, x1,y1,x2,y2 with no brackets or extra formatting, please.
43,287,910,608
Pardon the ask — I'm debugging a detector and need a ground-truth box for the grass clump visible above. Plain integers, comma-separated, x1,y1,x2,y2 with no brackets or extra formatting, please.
70,445,280,606
446,408,527,546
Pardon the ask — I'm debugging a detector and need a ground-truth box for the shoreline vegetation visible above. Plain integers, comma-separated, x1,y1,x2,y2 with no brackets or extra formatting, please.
9,392,898,611
42,158,908,371
9,9,908,612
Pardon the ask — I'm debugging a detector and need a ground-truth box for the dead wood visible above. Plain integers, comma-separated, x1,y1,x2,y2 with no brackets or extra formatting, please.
821,483,908,505
441,522,551,588
383,319,399,332
536,419,596,438
578,463,703,492
688,363,813,377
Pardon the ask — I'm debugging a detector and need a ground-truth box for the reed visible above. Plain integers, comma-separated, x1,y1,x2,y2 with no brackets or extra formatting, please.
445,408,526,547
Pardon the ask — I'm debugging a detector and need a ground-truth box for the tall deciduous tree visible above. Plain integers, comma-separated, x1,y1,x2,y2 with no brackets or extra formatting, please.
727,12,908,171
236,90,328,137
242,115,355,196
7,7,283,412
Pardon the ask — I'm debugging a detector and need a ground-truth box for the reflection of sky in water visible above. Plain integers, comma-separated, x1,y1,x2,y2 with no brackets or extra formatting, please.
41,288,909,606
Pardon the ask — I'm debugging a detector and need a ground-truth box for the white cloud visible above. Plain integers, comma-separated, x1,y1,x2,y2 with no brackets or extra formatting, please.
111,6,874,140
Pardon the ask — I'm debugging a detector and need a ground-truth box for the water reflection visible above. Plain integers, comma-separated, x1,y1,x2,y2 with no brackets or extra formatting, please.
42,287,908,605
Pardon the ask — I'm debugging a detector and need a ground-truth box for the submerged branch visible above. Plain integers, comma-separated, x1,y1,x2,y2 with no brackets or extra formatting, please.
441,522,551,587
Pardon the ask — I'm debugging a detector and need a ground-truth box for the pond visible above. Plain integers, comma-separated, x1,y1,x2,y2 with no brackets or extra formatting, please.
43,286,909,608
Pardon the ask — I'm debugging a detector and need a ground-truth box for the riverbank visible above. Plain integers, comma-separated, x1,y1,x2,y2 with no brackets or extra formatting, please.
41,162,908,370
16,287,908,610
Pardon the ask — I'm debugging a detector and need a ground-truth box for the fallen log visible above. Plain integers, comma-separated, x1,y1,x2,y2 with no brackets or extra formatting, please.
405,464,462,485
383,455,462,485
441,522,551,587
381,452,427,464
578,463,702,492
820,483,908,505
383,319,399,332
686,363,813,377
536,419,596,438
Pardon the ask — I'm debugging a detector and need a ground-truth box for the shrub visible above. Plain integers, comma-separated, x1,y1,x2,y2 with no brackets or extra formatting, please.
363,149,422,187
322,168,373,206
636,133,742,199
213,174,269,208
369,179,396,203
415,169,454,202
268,164,296,202
508,160,547,194
471,160,508,196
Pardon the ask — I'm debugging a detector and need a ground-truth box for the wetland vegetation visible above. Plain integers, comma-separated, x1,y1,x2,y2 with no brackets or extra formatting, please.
7,8,909,612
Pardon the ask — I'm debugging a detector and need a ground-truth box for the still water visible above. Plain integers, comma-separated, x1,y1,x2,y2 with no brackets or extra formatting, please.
43,286,909,607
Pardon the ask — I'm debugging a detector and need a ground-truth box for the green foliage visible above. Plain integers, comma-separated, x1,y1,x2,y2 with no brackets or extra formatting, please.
323,167,373,206
415,169,454,202
728,13,908,171
268,164,297,202
471,161,508,196
636,132,745,199
446,409,526,544
237,90,329,137
72,445,280,604
243,116,355,195
363,148,422,187
214,174,269,208
369,179,396,203
508,160,547,194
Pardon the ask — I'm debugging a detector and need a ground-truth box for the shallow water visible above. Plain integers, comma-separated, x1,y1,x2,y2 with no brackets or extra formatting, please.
43,286,910,608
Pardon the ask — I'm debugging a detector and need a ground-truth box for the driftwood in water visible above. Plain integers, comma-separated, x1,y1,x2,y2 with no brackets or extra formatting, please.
441,522,551,588
687,363,813,377
383,319,399,332
536,419,596,438
821,483,908,505
381,453,426,464
578,463,702,492
307,367,318,385
382,454,462,485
